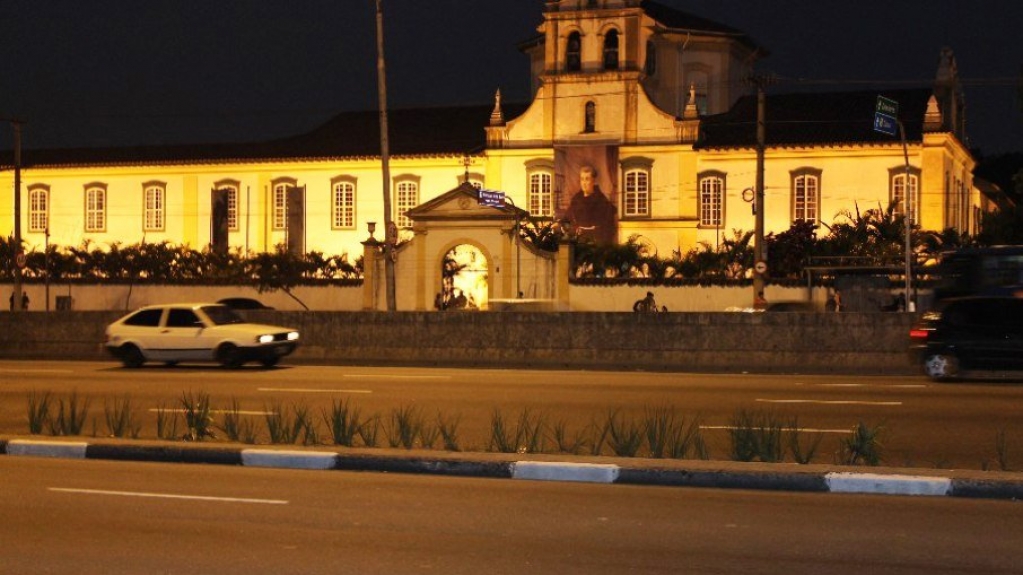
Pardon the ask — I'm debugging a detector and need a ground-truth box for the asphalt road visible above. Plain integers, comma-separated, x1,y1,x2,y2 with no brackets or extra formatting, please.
3,456,1022,575
2,360,1022,470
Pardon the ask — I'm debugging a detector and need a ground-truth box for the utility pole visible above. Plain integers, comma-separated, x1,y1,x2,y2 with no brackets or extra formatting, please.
752,78,767,304
375,0,396,311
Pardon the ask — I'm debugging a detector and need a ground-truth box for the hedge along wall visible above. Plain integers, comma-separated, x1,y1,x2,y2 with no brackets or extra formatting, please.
3,282,826,313
0,310,919,375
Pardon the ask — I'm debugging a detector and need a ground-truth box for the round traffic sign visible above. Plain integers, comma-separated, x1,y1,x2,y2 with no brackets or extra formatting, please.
754,260,768,275
15,252,27,269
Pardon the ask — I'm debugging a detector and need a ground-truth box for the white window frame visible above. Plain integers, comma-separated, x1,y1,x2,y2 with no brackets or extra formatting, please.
28,186,48,233
85,185,106,232
272,178,297,231
332,176,356,230
143,182,166,232
214,180,240,232
394,177,419,229
891,169,920,225
792,169,821,224
698,173,725,227
528,171,553,217
623,169,650,217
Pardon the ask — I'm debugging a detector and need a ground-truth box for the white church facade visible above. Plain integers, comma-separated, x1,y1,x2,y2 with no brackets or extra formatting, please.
2,0,984,310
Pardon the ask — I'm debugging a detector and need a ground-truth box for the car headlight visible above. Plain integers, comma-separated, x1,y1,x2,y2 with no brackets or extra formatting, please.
257,334,274,344
287,331,299,341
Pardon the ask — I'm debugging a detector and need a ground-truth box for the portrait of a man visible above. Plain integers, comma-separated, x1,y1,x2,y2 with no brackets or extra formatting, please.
557,146,618,245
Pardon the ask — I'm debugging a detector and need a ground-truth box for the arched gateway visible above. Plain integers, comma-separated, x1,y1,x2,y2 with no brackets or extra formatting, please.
361,183,560,311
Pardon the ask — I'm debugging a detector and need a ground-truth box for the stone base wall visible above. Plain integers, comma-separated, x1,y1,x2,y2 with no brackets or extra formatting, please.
0,310,919,375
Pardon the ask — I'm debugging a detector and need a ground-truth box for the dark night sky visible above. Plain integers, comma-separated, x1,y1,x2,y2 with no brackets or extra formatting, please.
1,0,1021,156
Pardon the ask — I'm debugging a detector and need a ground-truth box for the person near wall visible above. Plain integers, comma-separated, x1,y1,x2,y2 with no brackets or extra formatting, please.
826,289,842,312
633,291,658,313
754,290,768,310
9,292,28,311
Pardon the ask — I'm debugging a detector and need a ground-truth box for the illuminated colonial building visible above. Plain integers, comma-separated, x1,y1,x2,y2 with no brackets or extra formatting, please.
2,0,981,309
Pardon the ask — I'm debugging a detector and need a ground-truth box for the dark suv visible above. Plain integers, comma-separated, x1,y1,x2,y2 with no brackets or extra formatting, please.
909,297,1023,380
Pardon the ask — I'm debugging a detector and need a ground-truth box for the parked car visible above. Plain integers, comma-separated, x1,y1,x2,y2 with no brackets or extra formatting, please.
908,296,1023,380
216,297,273,310
104,303,299,368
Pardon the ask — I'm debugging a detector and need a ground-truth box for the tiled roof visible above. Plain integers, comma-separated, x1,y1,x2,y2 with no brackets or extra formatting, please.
695,88,936,150
3,103,529,168
641,0,744,36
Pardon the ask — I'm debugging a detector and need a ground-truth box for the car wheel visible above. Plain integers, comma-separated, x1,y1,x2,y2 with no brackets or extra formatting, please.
120,344,145,369
260,356,280,368
924,353,959,380
216,343,244,369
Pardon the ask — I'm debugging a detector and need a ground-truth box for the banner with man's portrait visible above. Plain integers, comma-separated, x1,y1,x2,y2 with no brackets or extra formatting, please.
555,145,619,245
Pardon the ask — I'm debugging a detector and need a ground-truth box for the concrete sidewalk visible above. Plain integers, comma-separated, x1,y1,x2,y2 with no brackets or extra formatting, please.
3,436,1022,500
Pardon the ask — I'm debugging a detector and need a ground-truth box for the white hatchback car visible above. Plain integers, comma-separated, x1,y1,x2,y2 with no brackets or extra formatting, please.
104,303,300,368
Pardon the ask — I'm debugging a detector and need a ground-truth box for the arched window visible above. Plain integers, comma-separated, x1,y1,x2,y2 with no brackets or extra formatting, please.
143,181,166,231
528,170,553,217
28,186,48,233
394,176,419,228
603,29,619,70
584,101,596,133
698,173,725,227
890,168,921,225
271,177,298,230
644,40,656,76
566,32,581,72
85,184,107,232
332,176,357,229
623,169,650,217
791,169,822,224
214,179,240,231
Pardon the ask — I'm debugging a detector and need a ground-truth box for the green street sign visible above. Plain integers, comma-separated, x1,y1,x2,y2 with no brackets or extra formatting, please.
874,95,899,136
876,95,899,116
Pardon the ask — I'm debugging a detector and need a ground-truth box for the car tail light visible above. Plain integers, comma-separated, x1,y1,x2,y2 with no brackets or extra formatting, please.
908,328,930,340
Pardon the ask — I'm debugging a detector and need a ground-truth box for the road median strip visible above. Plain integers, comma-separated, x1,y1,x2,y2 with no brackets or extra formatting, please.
3,438,1022,500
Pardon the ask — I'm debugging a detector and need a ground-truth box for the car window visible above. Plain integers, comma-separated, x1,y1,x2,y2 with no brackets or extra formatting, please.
201,305,245,326
166,309,203,328
122,308,163,327
945,301,986,327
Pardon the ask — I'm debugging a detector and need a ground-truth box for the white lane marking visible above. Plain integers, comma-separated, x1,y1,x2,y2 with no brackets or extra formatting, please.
795,383,927,389
148,409,275,416
700,425,852,434
341,374,451,380
0,368,75,374
756,399,903,406
48,488,288,505
257,388,372,394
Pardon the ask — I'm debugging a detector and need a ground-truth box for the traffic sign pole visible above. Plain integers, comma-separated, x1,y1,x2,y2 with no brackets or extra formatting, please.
873,95,912,311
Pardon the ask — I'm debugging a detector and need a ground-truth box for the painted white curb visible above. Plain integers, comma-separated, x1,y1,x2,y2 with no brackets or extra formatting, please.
6,440,89,459
512,461,620,483
825,472,952,496
241,449,338,470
